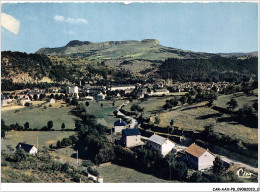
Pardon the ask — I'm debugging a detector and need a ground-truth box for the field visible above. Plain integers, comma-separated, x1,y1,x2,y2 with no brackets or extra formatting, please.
155,101,258,144
1,131,75,151
1,103,80,130
79,99,125,128
96,163,173,183
123,95,186,118
213,91,257,111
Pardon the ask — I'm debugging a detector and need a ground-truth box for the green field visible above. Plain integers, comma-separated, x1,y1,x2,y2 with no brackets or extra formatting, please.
1,105,80,130
96,163,173,183
2,131,75,151
213,91,257,111
79,100,125,128
123,95,184,118
156,101,258,144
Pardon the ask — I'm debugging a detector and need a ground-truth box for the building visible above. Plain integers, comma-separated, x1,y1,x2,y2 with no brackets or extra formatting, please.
93,92,106,101
15,143,38,155
49,98,56,104
110,85,136,91
185,143,215,171
114,119,127,133
122,129,142,148
66,85,79,98
149,88,169,96
20,97,31,106
85,96,94,101
147,134,176,156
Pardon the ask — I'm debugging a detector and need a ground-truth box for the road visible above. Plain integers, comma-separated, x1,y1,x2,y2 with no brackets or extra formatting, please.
116,100,258,174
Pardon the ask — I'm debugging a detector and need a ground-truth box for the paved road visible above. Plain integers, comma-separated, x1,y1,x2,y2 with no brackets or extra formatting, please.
117,101,138,129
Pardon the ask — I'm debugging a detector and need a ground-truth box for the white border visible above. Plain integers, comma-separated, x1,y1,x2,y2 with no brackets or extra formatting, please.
1,0,259,191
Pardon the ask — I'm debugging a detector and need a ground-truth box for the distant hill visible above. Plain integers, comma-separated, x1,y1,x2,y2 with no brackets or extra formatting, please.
36,39,216,61
217,51,258,58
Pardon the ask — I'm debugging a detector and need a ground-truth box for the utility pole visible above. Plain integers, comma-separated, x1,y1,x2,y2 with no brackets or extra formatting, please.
37,137,38,149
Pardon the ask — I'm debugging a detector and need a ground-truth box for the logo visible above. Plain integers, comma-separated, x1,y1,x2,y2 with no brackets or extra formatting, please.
237,168,252,178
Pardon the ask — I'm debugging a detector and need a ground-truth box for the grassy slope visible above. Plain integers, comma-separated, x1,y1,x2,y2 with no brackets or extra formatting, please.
79,100,125,128
96,163,172,183
1,103,79,130
213,91,257,111
2,131,75,151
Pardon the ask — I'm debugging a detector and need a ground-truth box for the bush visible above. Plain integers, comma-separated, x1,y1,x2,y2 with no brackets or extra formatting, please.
82,160,94,168
87,167,99,177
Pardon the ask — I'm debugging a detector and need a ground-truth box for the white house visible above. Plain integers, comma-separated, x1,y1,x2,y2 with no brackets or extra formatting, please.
66,85,79,98
15,143,38,155
94,92,106,101
147,134,176,156
114,119,127,133
49,98,56,104
149,88,169,96
122,129,143,148
85,96,94,101
110,85,136,91
19,97,31,106
185,143,215,171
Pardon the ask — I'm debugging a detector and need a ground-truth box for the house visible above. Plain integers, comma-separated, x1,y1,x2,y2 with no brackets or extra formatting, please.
85,96,94,101
66,85,79,98
110,85,136,91
19,96,31,106
1,95,10,106
15,143,38,155
147,134,176,156
185,143,215,171
94,92,106,101
122,129,142,147
114,119,127,133
49,98,55,104
149,88,169,96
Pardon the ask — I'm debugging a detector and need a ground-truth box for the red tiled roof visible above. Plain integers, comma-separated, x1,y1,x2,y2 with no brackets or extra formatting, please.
185,143,207,158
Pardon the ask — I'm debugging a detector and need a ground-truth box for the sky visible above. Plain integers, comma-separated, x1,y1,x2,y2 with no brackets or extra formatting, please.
1,2,258,53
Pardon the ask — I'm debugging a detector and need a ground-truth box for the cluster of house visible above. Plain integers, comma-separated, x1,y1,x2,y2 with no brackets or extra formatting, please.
113,118,215,171
168,81,234,93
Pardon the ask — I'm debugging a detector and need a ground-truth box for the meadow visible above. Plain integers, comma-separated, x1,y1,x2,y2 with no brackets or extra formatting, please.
79,99,125,128
2,131,75,151
213,91,257,110
96,163,172,183
1,102,80,130
123,94,186,118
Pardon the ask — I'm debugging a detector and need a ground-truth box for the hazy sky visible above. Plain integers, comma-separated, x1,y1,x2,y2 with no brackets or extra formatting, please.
1,2,258,53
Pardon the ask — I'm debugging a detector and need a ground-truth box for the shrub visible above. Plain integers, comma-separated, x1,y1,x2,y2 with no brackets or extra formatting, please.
82,160,94,168
87,167,99,177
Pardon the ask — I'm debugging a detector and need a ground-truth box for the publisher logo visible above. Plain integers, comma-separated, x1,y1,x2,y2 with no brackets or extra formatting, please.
237,168,252,178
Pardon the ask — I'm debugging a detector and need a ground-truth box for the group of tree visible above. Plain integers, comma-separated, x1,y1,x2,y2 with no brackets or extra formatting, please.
159,57,257,82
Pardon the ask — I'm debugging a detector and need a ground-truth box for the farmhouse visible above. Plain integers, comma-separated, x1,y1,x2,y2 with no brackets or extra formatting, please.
110,85,136,91
15,143,38,155
147,134,176,156
114,119,127,133
149,88,169,96
122,129,142,148
185,143,215,171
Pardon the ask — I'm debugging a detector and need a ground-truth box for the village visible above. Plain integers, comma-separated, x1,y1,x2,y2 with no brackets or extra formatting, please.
1,79,257,183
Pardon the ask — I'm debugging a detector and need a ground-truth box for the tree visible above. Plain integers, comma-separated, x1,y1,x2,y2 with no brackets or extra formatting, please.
61,123,65,131
75,120,81,130
24,122,30,130
252,101,258,112
226,98,238,111
1,119,7,138
33,94,38,101
47,121,53,130
213,156,225,174
12,148,27,162
179,96,188,105
56,140,62,148
101,103,103,108
85,101,89,107
154,116,161,125
112,101,115,107
170,119,174,127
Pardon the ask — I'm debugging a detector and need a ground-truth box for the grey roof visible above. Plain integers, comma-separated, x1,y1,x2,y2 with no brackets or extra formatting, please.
148,134,167,145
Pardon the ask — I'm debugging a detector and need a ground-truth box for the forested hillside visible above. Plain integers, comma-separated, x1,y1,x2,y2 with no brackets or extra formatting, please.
158,56,258,82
